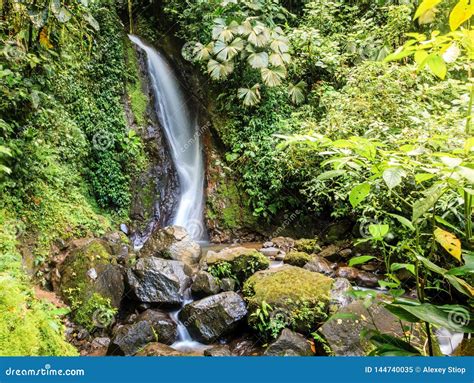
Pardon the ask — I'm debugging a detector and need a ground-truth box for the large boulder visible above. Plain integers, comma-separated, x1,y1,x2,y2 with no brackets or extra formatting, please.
135,343,184,356
191,271,221,298
243,266,332,334
126,257,191,306
107,309,177,355
318,299,425,356
140,225,201,267
303,255,335,276
201,247,269,284
56,239,124,309
264,329,313,356
179,292,247,344
335,266,379,288
204,345,233,356
284,251,312,267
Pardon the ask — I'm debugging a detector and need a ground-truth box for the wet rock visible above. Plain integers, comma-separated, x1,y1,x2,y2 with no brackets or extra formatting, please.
336,267,379,288
120,224,129,235
264,329,313,356
229,334,263,356
338,248,353,259
244,266,332,334
91,337,111,348
191,271,221,298
220,277,237,292
56,239,124,309
179,292,247,344
361,263,377,272
135,342,184,356
204,345,233,356
136,309,178,344
126,257,191,306
284,251,312,267
107,310,177,355
303,256,334,276
263,241,274,248
259,247,280,258
319,299,424,356
201,247,269,283
329,278,354,312
140,225,201,268
318,244,342,262
271,237,295,252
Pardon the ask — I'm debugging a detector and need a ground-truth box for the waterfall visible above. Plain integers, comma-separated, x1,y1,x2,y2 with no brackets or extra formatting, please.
129,35,206,241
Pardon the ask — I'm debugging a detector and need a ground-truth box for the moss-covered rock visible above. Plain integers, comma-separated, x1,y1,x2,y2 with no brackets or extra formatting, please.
202,247,270,284
284,251,312,267
294,239,321,254
57,239,124,329
243,266,333,334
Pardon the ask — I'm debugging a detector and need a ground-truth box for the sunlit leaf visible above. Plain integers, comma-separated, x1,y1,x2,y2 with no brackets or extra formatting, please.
434,227,461,261
349,183,370,208
449,0,473,31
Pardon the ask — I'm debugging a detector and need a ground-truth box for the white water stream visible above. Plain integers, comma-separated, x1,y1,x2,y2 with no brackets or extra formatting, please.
129,35,206,241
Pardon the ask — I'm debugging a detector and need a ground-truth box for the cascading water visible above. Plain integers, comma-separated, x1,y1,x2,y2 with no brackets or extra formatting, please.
129,35,206,241
129,35,209,352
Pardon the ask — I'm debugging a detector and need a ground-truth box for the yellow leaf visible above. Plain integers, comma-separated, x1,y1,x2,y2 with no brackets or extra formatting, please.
39,28,53,49
414,0,442,20
434,227,462,261
449,0,474,31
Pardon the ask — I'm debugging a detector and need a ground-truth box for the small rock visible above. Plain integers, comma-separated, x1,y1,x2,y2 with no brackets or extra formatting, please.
179,292,248,344
77,329,89,340
191,271,221,298
229,335,263,356
91,337,111,348
335,266,359,281
338,248,352,258
361,263,377,272
135,342,184,356
264,329,313,356
86,268,98,280
274,252,286,261
318,244,342,262
120,224,129,235
220,277,237,292
356,270,379,288
204,345,233,356
270,237,295,252
259,247,280,257
304,256,334,276
263,241,274,248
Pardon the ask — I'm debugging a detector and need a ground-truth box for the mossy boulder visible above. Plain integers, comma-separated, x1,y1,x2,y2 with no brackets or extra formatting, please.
58,239,124,310
202,247,270,284
284,251,312,267
294,239,320,254
243,266,333,334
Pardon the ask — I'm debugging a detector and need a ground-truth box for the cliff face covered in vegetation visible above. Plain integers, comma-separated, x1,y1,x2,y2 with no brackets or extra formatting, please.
0,0,473,356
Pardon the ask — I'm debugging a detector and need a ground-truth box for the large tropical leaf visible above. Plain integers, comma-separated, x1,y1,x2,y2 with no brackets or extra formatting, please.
383,167,405,189
207,59,234,80
434,227,462,261
349,183,371,208
214,38,244,61
288,81,306,104
248,51,269,68
238,84,261,106
261,66,286,87
412,182,446,221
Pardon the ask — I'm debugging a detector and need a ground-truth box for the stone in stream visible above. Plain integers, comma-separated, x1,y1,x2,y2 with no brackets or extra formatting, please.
126,257,191,306
303,255,335,276
107,309,178,355
135,343,184,356
259,247,280,258
243,266,332,334
179,292,248,344
329,278,354,312
318,299,426,356
139,225,201,268
220,277,237,292
264,329,313,356
204,345,233,357
284,251,312,267
191,271,221,298
270,237,295,252
335,266,379,288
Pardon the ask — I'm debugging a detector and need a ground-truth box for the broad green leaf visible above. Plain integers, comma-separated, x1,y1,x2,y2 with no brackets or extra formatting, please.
214,38,244,61
449,0,473,31
364,330,421,356
447,254,474,276
457,166,474,183
349,183,371,208
441,156,462,168
434,227,462,261
383,167,405,189
386,302,474,333
390,263,416,276
434,215,464,235
369,224,389,239
426,54,447,79
348,255,376,267
415,173,436,183
261,66,286,87
207,59,234,79
317,169,346,181
238,84,261,107
412,183,446,221
288,81,306,105
248,51,269,69
389,213,415,231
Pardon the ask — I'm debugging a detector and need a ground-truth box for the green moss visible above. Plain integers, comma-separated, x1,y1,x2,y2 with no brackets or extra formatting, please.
206,248,270,284
126,41,148,127
284,251,312,267
294,239,320,254
72,293,117,332
0,213,76,356
244,266,332,334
